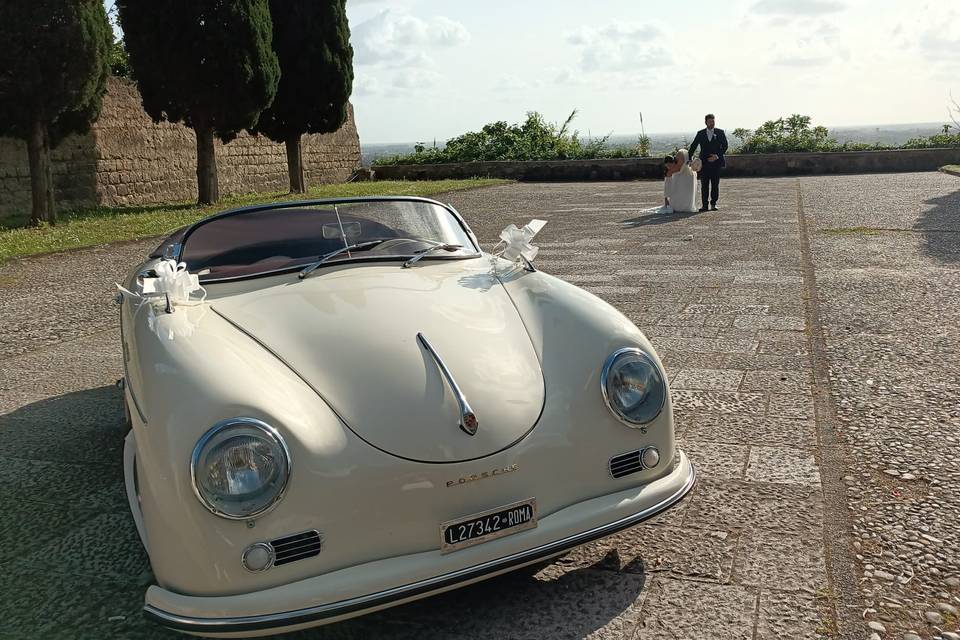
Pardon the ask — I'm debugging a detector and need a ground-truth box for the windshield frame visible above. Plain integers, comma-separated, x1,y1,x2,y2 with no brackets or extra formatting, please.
164,196,481,283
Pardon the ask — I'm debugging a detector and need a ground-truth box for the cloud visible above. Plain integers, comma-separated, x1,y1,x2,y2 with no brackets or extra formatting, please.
915,22,960,59
772,52,831,67
351,9,470,67
886,3,960,79
352,75,382,96
715,71,761,89
770,37,845,67
566,23,662,46
390,69,441,90
553,69,592,87
494,75,533,91
552,66,661,92
751,0,846,16
565,22,673,72
815,20,841,37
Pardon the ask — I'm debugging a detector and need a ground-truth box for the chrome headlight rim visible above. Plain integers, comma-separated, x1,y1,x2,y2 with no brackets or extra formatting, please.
600,347,666,427
190,417,291,521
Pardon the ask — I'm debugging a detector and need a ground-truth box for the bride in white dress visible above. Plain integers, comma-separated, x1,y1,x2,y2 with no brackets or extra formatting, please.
650,149,700,214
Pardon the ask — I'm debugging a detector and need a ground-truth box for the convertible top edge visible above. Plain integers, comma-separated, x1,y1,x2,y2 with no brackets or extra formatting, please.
151,196,469,262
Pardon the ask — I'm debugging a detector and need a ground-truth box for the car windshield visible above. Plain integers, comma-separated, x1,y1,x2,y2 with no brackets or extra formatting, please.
177,199,478,281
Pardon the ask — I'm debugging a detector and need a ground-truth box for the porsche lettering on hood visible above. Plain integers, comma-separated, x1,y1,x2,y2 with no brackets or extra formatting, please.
212,261,545,463
446,463,520,487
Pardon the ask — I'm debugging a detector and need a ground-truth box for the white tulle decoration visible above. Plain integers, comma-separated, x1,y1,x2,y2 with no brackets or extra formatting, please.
142,259,204,304
116,259,207,341
497,219,547,262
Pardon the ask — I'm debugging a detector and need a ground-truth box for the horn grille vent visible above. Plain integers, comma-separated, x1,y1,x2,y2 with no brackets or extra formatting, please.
271,530,322,566
609,449,644,478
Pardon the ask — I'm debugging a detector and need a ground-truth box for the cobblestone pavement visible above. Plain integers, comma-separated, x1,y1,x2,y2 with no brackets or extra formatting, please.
802,173,960,640
0,174,956,639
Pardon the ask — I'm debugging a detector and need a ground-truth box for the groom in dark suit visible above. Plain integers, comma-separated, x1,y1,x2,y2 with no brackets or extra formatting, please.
688,114,728,212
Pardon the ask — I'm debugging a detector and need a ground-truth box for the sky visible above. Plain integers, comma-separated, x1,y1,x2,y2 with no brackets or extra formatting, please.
105,0,960,143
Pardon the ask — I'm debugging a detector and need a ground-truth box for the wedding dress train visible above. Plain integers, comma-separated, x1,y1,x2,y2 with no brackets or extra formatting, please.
664,170,697,213
643,152,700,215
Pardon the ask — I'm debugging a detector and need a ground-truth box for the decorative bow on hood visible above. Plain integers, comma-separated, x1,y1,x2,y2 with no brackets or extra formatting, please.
117,259,207,341
497,219,548,262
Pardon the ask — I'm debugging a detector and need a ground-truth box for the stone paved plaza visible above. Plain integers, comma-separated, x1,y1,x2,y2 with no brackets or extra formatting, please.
0,173,958,639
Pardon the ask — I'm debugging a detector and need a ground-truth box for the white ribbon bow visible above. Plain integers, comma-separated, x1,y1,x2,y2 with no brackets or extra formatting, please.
146,259,204,304
116,259,207,341
497,219,548,262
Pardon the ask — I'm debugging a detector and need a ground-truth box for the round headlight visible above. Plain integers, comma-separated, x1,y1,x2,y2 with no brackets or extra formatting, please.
601,348,666,426
190,418,290,520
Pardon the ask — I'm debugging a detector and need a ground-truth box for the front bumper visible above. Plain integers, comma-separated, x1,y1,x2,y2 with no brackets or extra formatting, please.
145,451,695,637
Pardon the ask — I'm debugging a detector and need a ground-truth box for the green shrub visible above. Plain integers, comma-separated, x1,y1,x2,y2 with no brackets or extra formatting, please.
733,115,841,153
373,110,651,166
901,132,960,149
108,39,131,77
734,114,960,153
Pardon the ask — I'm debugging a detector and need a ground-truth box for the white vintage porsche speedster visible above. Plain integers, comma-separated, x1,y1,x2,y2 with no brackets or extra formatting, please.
118,196,695,637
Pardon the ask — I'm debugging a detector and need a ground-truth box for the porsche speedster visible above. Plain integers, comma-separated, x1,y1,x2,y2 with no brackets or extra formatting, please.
117,196,695,637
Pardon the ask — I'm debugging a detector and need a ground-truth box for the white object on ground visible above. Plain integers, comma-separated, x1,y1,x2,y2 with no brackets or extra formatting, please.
638,205,674,215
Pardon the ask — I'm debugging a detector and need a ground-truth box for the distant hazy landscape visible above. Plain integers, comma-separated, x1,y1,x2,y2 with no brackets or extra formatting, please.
361,122,948,165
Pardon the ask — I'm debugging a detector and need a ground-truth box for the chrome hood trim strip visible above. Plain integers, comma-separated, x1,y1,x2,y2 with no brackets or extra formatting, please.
417,332,479,436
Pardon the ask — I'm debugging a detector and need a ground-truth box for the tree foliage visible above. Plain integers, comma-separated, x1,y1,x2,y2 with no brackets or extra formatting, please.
734,114,960,153
255,0,353,141
0,0,112,223
374,110,650,166
109,39,132,78
118,0,280,203
118,0,279,142
253,0,354,192
899,131,960,149
0,0,112,145
732,115,837,153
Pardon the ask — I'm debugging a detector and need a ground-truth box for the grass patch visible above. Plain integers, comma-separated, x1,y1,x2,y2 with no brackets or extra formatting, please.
0,179,509,264
941,164,960,175
820,227,884,236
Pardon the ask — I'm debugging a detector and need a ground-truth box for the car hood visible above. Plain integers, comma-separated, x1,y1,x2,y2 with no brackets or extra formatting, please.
211,260,545,463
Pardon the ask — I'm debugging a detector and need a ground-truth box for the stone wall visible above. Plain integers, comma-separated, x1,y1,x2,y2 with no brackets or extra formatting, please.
371,148,960,182
0,77,361,215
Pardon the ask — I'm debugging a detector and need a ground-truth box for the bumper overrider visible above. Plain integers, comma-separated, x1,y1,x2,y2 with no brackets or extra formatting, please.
145,451,695,638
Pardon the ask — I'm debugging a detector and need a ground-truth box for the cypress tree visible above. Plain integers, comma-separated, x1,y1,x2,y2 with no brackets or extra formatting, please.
0,0,112,224
117,0,280,204
253,0,354,193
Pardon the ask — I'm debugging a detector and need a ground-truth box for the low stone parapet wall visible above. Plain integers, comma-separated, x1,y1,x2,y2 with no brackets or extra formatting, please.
372,148,960,182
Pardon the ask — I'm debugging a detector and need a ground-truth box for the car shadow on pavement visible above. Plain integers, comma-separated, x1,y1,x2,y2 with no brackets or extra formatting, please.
917,188,960,264
0,386,167,638
0,388,651,639
0,385,126,469
620,211,700,228
286,549,648,640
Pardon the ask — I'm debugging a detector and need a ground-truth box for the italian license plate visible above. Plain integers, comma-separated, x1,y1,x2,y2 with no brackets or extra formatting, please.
440,498,538,553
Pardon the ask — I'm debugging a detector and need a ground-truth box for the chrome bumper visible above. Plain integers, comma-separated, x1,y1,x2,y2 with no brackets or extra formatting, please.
145,455,695,636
